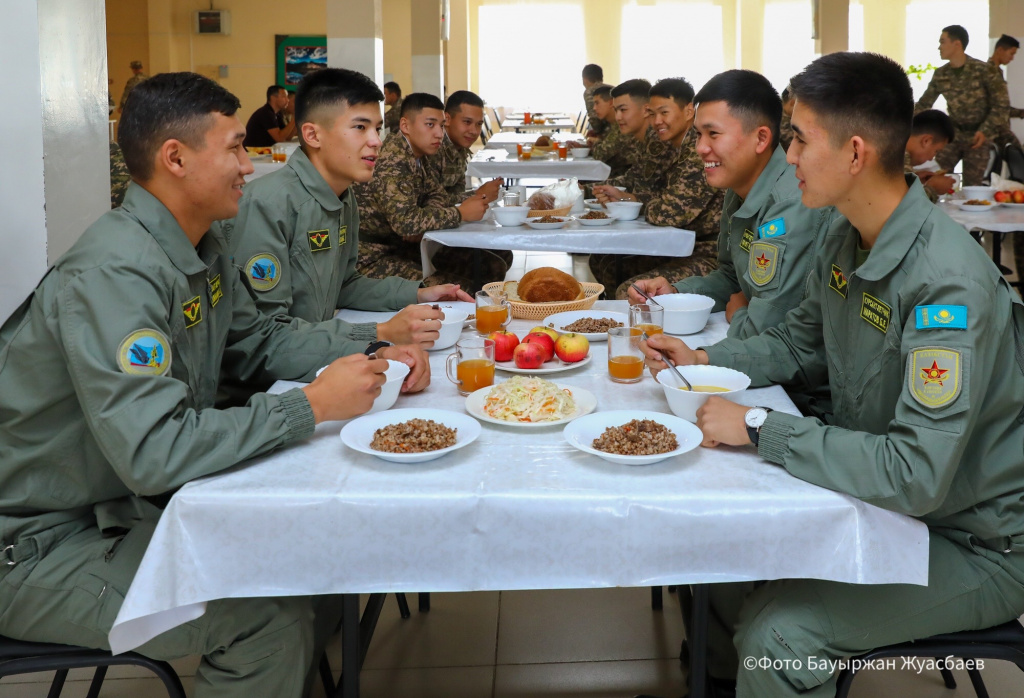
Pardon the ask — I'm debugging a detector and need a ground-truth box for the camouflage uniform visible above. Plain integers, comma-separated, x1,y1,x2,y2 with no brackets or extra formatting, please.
591,120,632,180
779,111,794,152
427,134,473,206
354,135,509,291
592,129,725,299
915,56,1009,185
583,82,611,130
384,97,403,135
109,142,131,209
987,57,1023,149
119,72,148,112
605,127,679,199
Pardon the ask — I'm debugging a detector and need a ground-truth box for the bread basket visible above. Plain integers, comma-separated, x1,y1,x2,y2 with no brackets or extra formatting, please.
526,205,572,217
483,281,605,320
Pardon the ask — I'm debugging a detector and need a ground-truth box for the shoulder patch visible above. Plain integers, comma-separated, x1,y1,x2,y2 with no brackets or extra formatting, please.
829,264,848,298
758,217,786,238
908,347,962,409
246,253,281,292
915,305,967,330
182,296,203,328
307,229,331,253
740,229,755,252
117,329,172,376
860,293,891,333
748,241,779,286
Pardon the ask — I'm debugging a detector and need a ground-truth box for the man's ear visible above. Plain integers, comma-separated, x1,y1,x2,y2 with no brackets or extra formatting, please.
399,116,412,137
753,125,773,155
301,122,321,150
849,135,867,175
157,139,188,179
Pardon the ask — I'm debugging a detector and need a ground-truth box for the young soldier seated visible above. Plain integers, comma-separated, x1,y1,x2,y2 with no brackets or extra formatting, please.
643,52,1024,698
905,108,956,201
588,84,631,178
428,90,501,206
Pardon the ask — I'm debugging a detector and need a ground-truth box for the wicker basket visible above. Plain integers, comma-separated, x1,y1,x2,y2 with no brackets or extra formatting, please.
526,205,572,217
483,282,605,320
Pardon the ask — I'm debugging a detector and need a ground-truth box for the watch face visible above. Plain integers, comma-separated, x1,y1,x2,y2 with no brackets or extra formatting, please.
745,408,768,429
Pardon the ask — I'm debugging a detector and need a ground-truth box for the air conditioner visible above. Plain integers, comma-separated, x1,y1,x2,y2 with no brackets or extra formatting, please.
194,10,231,36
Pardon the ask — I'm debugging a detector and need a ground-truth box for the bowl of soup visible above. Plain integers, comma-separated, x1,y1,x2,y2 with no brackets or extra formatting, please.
656,365,751,422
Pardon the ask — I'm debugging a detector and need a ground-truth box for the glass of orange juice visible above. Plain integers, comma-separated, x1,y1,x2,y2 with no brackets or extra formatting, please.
475,290,511,335
557,143,568,160
607,326,645,383
523,111,531,124
446,337,496,395
629,303,664,337
520,144,533,160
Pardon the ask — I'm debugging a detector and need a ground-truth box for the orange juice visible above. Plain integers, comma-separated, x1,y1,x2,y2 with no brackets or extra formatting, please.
520,149,532,160
457,359,495,393
633,323,663,336
608,355,645,380
272,152,287,162
476,305,508,333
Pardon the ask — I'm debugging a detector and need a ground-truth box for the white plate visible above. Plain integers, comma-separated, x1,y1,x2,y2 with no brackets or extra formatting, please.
999,201,1024,208
340,408,481,463
495,352,592,373
541,310,628,341
465,382,597,428
563,410,703,465
525,217,569,230
958,203,997,212
575,215,614,226
584,198,604,210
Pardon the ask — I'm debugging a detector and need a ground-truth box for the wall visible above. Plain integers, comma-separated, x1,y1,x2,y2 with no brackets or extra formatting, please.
106,0,150,109
383,0,413,90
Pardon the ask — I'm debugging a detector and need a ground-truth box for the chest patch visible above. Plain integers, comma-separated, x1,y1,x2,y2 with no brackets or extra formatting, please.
860,293,891,333
829,264,848,298
748,241,779,286
338,225,347,246
908,347,962,409
307,229,331,252
739,229,755,252
759,217,786,238
208,274,223,308
117,329,172,376
246,253,281,292
915,305,967,330
182,296,203,328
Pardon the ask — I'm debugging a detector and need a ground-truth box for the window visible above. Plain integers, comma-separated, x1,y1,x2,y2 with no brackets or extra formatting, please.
848,0,864,53
761,0,819,92
619,2,725,93
905,0,989,103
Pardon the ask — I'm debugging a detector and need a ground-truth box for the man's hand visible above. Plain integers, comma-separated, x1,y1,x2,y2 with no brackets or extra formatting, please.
592,185,632,204
626,276,675,305
923,174,956,196
641,333,707,379
970,130,986,149
725,292,748,322
457,195,488,222
696,397,753,448
376,344,431,393
377,305,442,347
418,284,473,303
302,354,387,423
476,179,502,203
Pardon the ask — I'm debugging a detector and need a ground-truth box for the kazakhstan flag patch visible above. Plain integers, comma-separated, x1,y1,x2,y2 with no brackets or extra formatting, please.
915,305,967,330
758,218,786,238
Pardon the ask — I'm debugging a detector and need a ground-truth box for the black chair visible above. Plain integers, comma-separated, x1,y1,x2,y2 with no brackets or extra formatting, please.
1003,142,1024,183
0,634,186,698
835,619,1024,698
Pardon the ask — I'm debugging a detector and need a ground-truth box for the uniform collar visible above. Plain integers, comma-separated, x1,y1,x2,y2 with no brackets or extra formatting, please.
734,146,790,218
287,147,344,212
850,177,932,282
442,132,470,157
120,184,218,275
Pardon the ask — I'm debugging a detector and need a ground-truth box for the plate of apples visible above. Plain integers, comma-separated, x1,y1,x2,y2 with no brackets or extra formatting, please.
487,326,592,374
994,190,1024,208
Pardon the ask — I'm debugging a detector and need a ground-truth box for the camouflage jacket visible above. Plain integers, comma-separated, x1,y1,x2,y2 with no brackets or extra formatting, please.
384,97,403,134
915,56,1009,140
642,129,724,243
427,134,473,205
606,127,678,199
988,58,1024,120
110,142,130,209
119,73,148,111
591,120,632,179
354,134,462,246
779,112,794,152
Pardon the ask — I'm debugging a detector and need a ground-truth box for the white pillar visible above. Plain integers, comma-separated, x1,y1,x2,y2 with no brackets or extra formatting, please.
412,0,444,97
0,0,108,323
327,0,384,86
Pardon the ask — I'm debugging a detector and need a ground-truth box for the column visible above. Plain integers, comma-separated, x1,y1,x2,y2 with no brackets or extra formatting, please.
445,0,470,94
817,0,849,55
737,0,764,73
1,0,109,322
327,0,384,86
412,0,444,97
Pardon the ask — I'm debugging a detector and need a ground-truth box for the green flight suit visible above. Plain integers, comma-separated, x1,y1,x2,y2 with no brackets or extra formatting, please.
230,147,420,329
699,179,1024,697
0,184,365,698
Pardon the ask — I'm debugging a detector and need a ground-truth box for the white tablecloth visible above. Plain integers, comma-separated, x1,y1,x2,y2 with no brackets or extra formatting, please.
419,213,695,277
485,132,587,155
502,118,578,132
468,149,610,182
940,202,1024,233
109,305,929,654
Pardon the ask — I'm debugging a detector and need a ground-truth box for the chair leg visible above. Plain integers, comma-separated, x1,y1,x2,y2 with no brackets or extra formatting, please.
46,668,69,698
651,586,663,610
318,653,335,697
395,592,411,619
85,665,108,698
939,665,957,688
967,667,989,698
834,667,858,698
418,592,430,613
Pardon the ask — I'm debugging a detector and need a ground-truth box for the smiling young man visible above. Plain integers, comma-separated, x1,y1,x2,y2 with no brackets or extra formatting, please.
588,84,631,178
428,90,502,206
230,68,458,366
643,53,1024,698
355,92,506,290
0,72,411,698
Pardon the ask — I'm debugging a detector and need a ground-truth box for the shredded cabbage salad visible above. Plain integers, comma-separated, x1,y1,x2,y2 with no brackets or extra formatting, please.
482,376,577,422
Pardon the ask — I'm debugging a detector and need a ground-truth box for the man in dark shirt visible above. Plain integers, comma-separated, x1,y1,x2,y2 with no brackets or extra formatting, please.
243,84,297,147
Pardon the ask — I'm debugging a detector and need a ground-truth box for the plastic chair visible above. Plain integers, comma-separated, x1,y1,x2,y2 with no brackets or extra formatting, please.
1003,142,1024,183
835,619,1024,698
0,634,186,698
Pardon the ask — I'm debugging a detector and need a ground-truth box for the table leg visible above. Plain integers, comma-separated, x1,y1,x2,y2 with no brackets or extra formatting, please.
689,584,710,698
336,593,387,698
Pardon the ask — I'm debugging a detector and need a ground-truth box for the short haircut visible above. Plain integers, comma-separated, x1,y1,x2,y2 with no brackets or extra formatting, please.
912,109,955,143
943,24,969,49
445,90,484,115
266,85,285,101
996,34,1020,50
400,92,445,119
694,69,781,148
118,72,240,181
650,77,695,107
593,85,613,101
295,68,383,128
582,64,603,82
790,52,912,176
781,86,792,103
611,79,652,103
383,81,401,97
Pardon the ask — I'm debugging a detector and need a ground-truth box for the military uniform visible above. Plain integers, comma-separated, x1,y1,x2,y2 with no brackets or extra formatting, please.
605,126,677,197
109,141,130,208
779,111,794,152
699,178,1024,697
592,129,725,299
354,134,509,290
427,133,474,206
591,120,632,180
0,184,366,697
384,96,403,135
915,56,1009,185
987,57,1023,149
119,72,148,112
583,82,611,129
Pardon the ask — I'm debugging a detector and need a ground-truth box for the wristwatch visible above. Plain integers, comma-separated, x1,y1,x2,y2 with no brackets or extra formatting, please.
364,340,392,357
744,407,773,446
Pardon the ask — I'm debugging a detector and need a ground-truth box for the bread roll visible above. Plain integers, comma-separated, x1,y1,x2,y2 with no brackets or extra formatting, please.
517,267,583,303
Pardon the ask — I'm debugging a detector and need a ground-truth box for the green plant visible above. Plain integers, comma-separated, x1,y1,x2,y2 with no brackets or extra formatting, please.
906,63,938,81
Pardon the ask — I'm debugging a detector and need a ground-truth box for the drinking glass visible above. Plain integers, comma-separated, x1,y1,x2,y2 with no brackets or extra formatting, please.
607,327,645,383
475,290,511,335
446,337,496,396
629,303,665,336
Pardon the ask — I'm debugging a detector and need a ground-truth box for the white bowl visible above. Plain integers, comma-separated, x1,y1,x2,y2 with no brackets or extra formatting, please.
315,359,411,414
656,366,751,422
654,293,715,335
571,147,590,158
493,206,530,227
563,410,703,465
584,198,604,210
575,215,614,226
340,408,481,463
604,201,643,221
417,303,469,350
960,186,995,201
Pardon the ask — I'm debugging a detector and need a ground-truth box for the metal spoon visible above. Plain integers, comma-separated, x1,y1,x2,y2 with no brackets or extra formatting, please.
630,283,662,307
640,331,693,391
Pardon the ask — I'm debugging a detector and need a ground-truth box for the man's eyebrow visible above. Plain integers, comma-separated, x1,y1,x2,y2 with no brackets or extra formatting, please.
351,116,374,124
791,123,805,136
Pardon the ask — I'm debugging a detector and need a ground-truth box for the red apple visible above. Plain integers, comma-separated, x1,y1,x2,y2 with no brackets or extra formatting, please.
529,326,560,342
522,332,556,362
995,190,1011,203
488,330,520,362
513,341,546,369
1013,191,1024,204
554,332,590,363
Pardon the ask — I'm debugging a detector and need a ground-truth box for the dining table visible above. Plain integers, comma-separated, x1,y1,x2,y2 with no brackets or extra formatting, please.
107,303,929,697
467,148,610,183
940,201,1024,285
502,117,578,133
483,131,587,155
